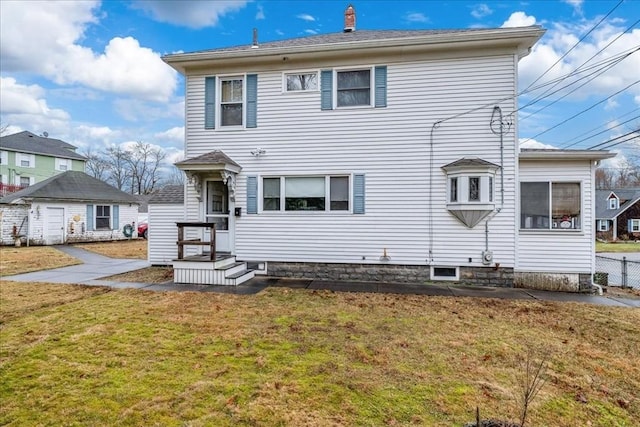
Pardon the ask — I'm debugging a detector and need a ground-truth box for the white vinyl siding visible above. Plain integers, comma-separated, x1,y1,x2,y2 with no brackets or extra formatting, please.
148,202,185,264
0,151,7,165
184,53,519,267
16,153,35,168
518,160,595,273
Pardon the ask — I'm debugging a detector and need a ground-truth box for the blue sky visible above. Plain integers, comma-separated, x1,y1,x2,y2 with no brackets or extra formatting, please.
1,0,638,167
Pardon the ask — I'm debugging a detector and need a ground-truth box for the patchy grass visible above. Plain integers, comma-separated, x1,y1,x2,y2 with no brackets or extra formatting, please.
1,282,639,426
104,266,173,284
72,239,147,259
0,246,81,276
596,241,640,253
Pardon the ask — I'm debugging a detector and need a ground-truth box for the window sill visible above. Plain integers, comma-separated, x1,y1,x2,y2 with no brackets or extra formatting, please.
216,126,246,131
519,228,583,234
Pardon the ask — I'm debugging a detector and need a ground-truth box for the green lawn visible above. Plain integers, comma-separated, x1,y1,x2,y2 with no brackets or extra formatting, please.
1,281,639,426
596,241,640,253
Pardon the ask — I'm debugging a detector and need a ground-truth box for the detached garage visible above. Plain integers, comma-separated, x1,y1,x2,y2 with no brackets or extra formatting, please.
0,171,139,245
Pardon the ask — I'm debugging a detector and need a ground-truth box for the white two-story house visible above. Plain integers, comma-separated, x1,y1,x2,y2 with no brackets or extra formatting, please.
161,6,613,292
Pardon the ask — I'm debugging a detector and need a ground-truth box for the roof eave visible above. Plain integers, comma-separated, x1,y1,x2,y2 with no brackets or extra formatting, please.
163,27,545,74
519,150,616,161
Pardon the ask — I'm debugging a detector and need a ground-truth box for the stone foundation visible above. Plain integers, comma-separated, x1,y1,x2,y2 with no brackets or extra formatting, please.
514,272,595,293
267,262,517,287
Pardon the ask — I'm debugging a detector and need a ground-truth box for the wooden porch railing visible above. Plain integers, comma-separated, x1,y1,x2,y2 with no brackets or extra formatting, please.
176,222,216,261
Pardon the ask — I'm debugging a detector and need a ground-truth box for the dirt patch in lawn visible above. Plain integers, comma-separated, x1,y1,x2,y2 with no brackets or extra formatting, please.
1,283,638,426
0,246,81,276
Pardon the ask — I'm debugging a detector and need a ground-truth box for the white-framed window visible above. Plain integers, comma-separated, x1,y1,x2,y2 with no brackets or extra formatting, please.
0,150,7,165
430,266,459,281
95,205,111,230
630,219,640,232
262,175,350,212
336,68,372,107
19,176,32,187
16,153,35,168
608,197,619,209
598,220,609,232
447,175,494,204
284,71,318,92
520,182,582,230
55,158,71,171
220,76,244,127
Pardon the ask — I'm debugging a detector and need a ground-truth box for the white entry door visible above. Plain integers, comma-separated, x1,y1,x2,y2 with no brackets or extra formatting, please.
45,207,65,245
205,180,232,253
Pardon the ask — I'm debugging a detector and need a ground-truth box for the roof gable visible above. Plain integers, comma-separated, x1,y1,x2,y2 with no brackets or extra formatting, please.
595,188,640,219
0,171,138,204
0,131,87,161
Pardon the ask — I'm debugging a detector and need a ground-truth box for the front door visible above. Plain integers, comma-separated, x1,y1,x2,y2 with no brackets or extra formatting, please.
45,207,65,245
205,180,232,252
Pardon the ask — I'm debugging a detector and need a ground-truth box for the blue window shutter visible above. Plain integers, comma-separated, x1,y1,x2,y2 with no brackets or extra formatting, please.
353,174,365,214
113,205,119,230
247,176,258,214
374,66,387,108
86,205,94,231
205,76,216,129
246,74,258,128
321,70,333,110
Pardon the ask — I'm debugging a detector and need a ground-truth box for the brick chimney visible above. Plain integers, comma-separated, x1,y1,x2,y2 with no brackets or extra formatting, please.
344,4,355,32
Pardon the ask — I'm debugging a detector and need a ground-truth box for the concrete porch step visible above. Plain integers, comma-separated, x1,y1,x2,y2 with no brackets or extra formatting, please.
225,269,255,286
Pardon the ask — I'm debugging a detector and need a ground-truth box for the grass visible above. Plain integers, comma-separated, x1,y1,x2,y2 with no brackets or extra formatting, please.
0,246,81,276
72,239,148,259
596,241,640,253
1,282,639,426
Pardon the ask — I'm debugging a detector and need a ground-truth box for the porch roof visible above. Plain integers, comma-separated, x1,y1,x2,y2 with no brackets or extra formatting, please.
175,150,241,173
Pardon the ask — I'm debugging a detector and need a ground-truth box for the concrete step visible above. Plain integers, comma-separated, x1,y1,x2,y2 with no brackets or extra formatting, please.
225,269,255,286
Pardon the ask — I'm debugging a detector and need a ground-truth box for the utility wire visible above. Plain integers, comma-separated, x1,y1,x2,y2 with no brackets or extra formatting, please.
587,128,639,150
563,114,640,148
522,0,624,93
520,48,637,122
595,134,639,150
562,106,640,145
519,79,640,144
521,16,640,111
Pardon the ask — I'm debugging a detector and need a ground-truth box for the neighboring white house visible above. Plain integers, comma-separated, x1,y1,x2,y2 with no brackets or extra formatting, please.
0,171,139,245
160,6,613,291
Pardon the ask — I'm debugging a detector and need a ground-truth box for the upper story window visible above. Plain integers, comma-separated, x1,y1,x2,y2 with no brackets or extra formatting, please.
204,75,257,130
0,150,7,165
220,77,243,127
321,66,387,111
19,176,31,187
55,158,71,171
608,197,619,209
285,72,318,92
337,69,371,107
17,153,35,168
520,182,581,231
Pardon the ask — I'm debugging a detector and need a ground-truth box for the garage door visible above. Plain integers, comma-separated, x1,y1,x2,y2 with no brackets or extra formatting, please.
45,207,65,245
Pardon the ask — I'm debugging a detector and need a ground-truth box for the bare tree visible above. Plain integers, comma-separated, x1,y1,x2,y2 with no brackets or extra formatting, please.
83,147,110,182
125,141,166,194
105,146,132,191
0,122,9,135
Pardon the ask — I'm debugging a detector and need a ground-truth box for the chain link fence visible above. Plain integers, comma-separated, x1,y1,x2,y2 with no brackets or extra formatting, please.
595,256,640,289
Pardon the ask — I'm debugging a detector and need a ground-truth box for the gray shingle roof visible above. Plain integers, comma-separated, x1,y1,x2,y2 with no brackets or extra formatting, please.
175,150,241,168
442,158,500,169
0,131,87,161
595,188,640,220
0,171,138,204
149,185,184,204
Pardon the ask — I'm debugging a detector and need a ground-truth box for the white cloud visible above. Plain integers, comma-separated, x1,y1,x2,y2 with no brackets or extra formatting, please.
0,1,177,102
132,0,249,29
563,0,584,14
113,98,184,123
154,127,185,144
519,138,558,149
518,19,640,102
304,29,319,35
256,4,265,20
406,13,429,23
471,4,493,19
502,11,537,28
0,77,70,121
297,13,316,22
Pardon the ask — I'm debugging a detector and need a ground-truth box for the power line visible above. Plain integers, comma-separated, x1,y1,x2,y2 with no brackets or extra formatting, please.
522,0,625,93
587,128,640,149
521,16,640,112
520,80,640,144
563,114,640,148
562,106,640,145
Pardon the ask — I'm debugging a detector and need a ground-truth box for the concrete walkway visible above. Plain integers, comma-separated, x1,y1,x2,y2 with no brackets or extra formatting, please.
2,246,639,308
